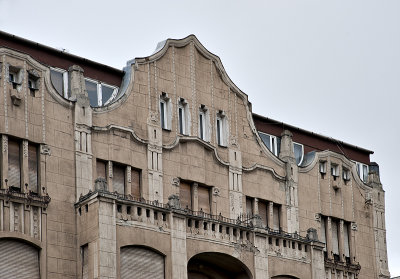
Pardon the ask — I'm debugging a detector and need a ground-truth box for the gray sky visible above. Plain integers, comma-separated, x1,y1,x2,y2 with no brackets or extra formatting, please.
1,0,399,275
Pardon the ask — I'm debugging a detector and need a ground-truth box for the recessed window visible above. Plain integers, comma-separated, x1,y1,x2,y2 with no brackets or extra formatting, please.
85,78,118,107
342,168,350,182
199,105,209,141
216,111,227,146
356,162,369,183
331,163,339,179
8,140,21,190
113,164,125,194
50,68,69,98
8,66,22,89
160,93,171,130
319,161,327,174
258,132,280,156
178,98,189,135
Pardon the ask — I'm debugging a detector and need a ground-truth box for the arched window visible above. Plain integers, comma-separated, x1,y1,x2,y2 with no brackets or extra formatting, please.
120,246,164,279
0,239,40,279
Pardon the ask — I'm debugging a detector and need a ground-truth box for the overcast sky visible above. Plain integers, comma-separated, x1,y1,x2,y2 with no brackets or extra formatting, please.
1,0,399,275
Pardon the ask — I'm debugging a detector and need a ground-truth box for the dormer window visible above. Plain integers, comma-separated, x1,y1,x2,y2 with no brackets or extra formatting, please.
293,142,304,165
199,105,209,141
331,164,339,180
356,162,369,183
27,72,39,95
50,68,69,98
85,78,118,107
178,98,189,135
259,132,279,156
160,92,171,130
216,110,227,146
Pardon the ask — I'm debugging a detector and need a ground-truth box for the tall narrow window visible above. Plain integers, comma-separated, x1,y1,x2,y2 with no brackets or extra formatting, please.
113,164,125,194
356,162,369,183
8,140,21,190
180,181,192,210
320,216,327,251
216,111,227,146
131,168,141,199
246,197,253,217
198,185,210,214
331,219,340,257
81,244,89,279
199,106,209,141
160,93,171,130
28,145,38,193
273,204,281,231
344,222,350,259
258,201,268,227
178,98,188,135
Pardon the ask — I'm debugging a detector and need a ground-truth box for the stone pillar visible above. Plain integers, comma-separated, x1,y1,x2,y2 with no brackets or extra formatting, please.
368,163,390,278
326,217,333,260
254,234,268,279
96,200,117,279
279,130,299,233
307,228,326,279
170,214,188,279
339,220,345,262
71,65,93,201
228,148,243,219
147,112,163,202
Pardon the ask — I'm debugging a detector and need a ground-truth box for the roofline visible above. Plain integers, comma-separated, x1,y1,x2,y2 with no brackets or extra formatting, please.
0,30,124,75
252,113,374,155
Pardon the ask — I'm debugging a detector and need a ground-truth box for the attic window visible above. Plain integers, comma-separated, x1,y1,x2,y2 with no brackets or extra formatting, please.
50,68,69,98
85,78,118,107
343,168,350,182
293,142,304,165
28,73,39,95
259,132,280,156
331,164,339,180
356,162,369,183
319,161,327,177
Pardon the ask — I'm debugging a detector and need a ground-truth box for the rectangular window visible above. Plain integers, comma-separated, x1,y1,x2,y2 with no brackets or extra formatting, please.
293,142,304,165
331,164,339,178
160,101,166,129
331,219,340,256
50,68,68,98
28,145,38,193
321,216,327,251
113,164,125,194
85,78,118,107
216,118,222,145
180,181,192,210
344,222,350,258
8,140,21,190
199,112,205,140
131,168,141,199
178,99,188,135
273,204,281,230
356,162,369,183
319,161,327,174
198,185,210,214
343,168,350,181
258,201,268,227
216,112,227,146
96,160,107,180
81,244,89,279
246,197,253,217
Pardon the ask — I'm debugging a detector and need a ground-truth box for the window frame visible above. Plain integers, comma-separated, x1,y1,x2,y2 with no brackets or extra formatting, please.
216,111,227,147
160,93,171,130
198,106,209,142
50,67,69,98
258,132,279,156
355,162,369,183
84,77,119,107
178,98,189,135
293,142,304,165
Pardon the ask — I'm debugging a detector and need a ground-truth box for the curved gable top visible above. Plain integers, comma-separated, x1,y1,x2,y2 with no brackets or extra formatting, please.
134,35,249,102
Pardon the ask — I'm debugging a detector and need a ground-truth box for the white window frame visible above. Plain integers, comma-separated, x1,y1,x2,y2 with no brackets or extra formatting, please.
331,163,339,178
159,93,171,130
293,142,304,165
342,167,350,181
216,112,227,146
199,106,209,142
258,132,278,156
50,67,69,98
319,161,327,174
85,77,118,107
178,98,189,135
355,162,369,183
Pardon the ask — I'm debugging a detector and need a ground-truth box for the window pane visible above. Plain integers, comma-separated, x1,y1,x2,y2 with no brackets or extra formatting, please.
199,113,204,139
113,165,125,194
217,119,221,144
160,102,165,129
273,204,280,230
259,133,271,150
28,145,38,193
179,182,191,210
344,223,350,257
258,201,268,227
293,143,304,165
179,108,183,134
85,80,98,107
321,217,327,250
101,85,114,105
8,141,21,189
332,220,339,254
198,186,210,214
246,197,253,216
50,70,64,96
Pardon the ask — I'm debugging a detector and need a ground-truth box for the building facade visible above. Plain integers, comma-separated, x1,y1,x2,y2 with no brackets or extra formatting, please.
0,31,391,279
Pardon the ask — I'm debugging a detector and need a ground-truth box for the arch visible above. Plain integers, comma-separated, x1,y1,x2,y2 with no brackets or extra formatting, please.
188,252,252,279
120,245,165,279
0,239,40,279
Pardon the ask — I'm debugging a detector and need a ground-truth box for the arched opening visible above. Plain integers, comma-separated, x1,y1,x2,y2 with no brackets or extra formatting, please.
120,245,165,279
188,252,252,279
0,239,40,279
